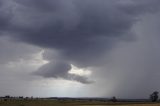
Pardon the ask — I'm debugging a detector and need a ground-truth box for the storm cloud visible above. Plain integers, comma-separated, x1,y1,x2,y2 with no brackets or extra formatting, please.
34,61,93,84
0,0,160,98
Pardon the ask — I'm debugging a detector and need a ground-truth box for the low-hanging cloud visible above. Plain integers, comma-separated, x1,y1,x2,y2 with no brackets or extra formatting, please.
33,61,93,84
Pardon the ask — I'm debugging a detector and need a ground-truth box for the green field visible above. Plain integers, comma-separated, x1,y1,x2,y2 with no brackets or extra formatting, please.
0,99,160,106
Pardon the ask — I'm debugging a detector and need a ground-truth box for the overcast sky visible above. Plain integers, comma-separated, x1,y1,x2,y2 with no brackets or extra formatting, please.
0,0,160,99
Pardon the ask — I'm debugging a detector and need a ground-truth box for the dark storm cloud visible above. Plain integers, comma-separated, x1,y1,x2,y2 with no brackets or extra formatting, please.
35,61,71,78
33,61,93,84
8,0,144,65
0,0,160,84
0,0,12,32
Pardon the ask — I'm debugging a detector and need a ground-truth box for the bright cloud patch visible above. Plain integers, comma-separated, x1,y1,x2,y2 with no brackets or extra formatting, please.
68,64,92,76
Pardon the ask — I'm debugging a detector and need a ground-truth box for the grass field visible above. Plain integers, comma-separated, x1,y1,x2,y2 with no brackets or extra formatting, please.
0,99,160,106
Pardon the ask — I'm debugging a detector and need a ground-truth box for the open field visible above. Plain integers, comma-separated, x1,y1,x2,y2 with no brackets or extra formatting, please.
0,99,160,106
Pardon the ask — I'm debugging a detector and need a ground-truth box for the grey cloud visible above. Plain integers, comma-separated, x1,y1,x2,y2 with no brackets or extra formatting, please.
117,0,160,15
34,61,93,84
7,0,140,66
0,1,12,32
34,61,71,78
0,36,41,64
0,0,160,86
0,36,43,97
67,74,93,84
87,12,160,98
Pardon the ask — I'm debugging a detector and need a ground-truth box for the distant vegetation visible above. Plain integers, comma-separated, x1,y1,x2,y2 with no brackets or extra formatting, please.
0,99,160,106
0,91,159,106
150,91,159,102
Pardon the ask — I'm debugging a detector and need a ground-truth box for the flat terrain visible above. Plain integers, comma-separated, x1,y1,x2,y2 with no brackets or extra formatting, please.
0,99,160,106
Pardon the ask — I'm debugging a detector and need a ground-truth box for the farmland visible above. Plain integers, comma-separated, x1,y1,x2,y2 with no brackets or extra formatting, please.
0,99,160,106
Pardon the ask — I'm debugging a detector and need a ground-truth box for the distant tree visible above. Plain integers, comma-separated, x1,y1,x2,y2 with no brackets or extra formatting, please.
19,96,23,99
150,91,159,102
111,96,117,102
5,95,10,98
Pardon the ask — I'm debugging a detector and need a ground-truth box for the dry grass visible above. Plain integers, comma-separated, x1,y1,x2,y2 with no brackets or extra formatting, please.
82,104,160,106
0,99,160,106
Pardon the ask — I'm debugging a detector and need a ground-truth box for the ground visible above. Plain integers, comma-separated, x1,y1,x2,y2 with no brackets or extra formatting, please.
0,99,160,106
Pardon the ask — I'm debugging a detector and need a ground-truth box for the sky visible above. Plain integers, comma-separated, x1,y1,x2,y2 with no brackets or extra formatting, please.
0,0,160,99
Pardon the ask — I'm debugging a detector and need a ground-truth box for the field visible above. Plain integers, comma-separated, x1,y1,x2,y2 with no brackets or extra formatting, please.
0,99,160,106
